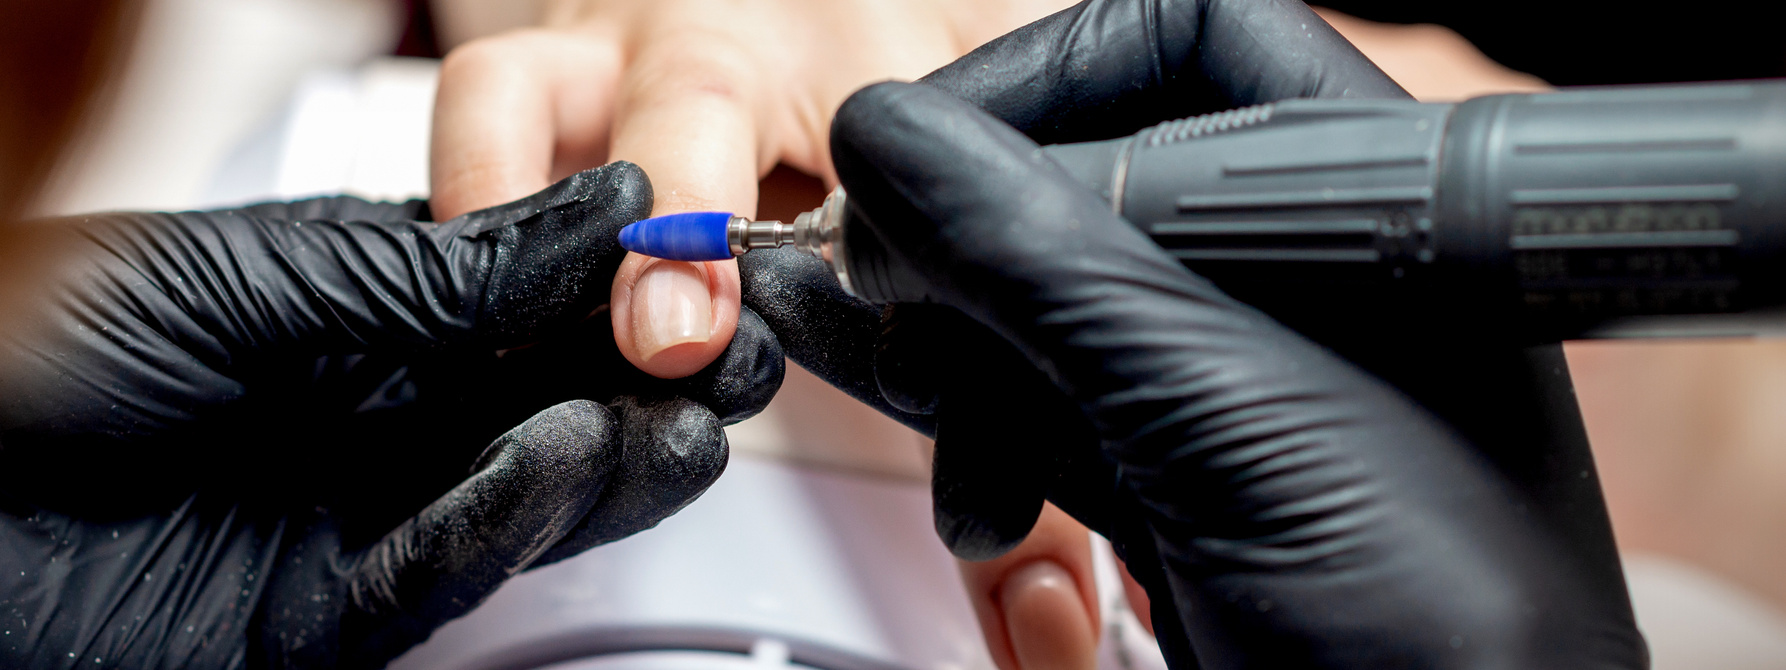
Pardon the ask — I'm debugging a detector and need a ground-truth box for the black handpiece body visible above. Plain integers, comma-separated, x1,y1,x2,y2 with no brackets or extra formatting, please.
844,80,1786,340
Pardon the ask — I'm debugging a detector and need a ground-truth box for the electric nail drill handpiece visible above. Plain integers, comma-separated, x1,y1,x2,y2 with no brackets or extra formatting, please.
618,80,1786,337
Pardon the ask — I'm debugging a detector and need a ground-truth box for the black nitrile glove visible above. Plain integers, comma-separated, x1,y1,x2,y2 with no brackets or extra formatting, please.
826,79,1645,668
0,161,783,669
740,1,1644,666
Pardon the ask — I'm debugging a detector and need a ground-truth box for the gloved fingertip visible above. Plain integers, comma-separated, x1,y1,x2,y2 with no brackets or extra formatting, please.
477,399,624,491
875,306,942,415
833,81,924,143
601,395,729,523
595,160,653,215
551,160,654,220
669,305,784,425
938,508,1036,562
528,395,729,569
448,159,657,348
935,460,1044,561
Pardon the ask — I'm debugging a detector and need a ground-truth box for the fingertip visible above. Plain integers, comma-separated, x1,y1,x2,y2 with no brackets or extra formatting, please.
526,396,730,569
958,505,1102,670
1000,560,1100,670
669,305,783,425
609,395,730,489
612,253,741,379
475,399,623,500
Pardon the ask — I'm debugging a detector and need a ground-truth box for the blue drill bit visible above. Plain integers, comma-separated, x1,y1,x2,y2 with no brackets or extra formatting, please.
616,188,858,294
618,189,848,268
617,211,738,261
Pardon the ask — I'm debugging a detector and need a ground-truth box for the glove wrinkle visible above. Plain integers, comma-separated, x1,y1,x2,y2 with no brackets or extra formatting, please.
0,492,285,670
233,195,431,224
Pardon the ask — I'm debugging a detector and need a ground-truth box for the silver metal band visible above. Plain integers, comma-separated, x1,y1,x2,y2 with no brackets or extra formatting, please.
721,188,855,297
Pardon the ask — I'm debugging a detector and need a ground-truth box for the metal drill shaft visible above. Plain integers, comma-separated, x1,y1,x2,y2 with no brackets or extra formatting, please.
722,188,847,263
727,217,798,256
719,188,855,294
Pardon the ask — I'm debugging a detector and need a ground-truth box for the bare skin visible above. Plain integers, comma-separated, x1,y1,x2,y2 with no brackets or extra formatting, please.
430,0,1082,379
958,503,1102,670
1568,339,1786,610
1309,8,1549,101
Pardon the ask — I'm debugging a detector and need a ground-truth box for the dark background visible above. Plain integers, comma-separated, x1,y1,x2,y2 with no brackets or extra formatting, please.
393,1,1786,86
1317,0,1786,85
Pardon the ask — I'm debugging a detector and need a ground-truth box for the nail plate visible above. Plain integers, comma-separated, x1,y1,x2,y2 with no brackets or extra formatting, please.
631,261,713,361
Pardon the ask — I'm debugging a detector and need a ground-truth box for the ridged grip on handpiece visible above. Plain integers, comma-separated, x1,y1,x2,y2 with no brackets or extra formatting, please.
1044,99,1451,280
617,211,735,261
1032,83,1786,334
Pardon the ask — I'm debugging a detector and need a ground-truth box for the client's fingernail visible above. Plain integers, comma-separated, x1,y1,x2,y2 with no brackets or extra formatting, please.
1001,560,1097,670
631,261,713,361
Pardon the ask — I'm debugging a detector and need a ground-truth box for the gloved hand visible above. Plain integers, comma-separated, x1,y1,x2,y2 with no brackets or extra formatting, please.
737,1,1646,666
0,161,783,668
824,78,1645,668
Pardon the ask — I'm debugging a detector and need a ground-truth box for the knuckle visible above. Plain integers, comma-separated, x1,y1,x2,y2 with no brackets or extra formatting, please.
1403,22,1470,49
622,35,762,107
439,29,563,80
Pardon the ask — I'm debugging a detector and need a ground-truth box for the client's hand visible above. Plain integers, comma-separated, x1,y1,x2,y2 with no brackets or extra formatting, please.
0,164,782,668
428,0,1073,378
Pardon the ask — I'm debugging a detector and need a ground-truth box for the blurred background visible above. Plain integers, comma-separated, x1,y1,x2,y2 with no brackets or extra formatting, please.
30,0,1786,668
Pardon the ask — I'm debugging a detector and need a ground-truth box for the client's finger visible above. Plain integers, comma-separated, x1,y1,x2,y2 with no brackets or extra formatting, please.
958,504,1100,670
431,29,623,219
606,29,759,378
1113,554,1156,637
